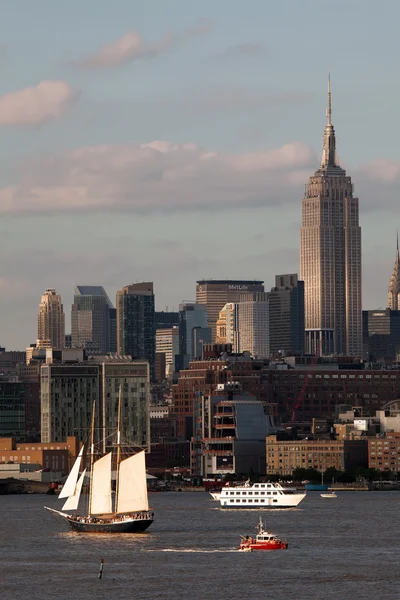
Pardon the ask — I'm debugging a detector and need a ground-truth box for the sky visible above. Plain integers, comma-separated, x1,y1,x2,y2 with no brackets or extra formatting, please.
1,0,400,348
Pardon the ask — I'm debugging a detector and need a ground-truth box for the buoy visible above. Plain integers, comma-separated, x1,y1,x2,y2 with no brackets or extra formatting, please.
98,558,104,579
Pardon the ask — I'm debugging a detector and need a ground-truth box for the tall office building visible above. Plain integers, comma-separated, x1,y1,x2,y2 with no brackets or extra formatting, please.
156,326,180,378
116,282,155,378
388,235,400,310
37,288,65,348
300,79,362,356
267,274,305,357
362,309,400,363
71,285,114,354
179,302,211,367
155,311,180,330
41,356,150,448
196,280,264,342
108,308,117,353
237,292,268,358
215,303,240,351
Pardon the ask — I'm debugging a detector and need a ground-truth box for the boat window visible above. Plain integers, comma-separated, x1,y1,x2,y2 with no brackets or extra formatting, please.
254,499,259,502
236,499,240,502
273,499,277,503
260,484,265,488
248,491,252,495
273,492,277,495
248,499,252,503
242,492,246,495
230,492,234,495
242,499,246,503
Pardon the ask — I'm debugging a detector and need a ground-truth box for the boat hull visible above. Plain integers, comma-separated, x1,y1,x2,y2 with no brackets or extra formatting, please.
67,517,153,533
239,542,288,551
222,504,300,509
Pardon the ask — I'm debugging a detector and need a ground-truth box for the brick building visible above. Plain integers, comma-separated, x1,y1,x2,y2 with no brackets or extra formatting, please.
368,433,400,472
266,436,368,475
0,435,79,476
172,357,273,439
173,349,400,439
264,368,400,422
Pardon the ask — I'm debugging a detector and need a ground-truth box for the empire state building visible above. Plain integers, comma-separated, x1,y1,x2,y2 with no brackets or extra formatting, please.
300,79,362,356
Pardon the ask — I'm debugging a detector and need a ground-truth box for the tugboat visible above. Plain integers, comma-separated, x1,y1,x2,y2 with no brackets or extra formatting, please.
238,517,288,551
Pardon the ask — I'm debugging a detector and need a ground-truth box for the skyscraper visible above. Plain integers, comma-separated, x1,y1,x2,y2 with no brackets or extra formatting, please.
71,285,114,354
178,302,211,367
37,289,65,348
196,280,264,341
156,326,180,378
388,234,400,310
71,285,113,354
267,274,305,357
237,292,268,358
215,303,240,351
300,79,362,356
116,282,155,379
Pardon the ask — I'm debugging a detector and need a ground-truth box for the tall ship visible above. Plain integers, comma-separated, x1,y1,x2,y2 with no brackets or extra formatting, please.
45,395,154,533
213,481,306,509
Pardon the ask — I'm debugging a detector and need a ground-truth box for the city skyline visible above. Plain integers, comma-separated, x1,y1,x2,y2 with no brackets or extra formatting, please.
1,1,400,348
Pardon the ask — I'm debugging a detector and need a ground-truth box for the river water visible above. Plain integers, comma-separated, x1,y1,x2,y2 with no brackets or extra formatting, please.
0,490,399,600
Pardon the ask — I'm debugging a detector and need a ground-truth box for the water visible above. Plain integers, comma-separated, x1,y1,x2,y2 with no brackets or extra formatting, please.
1,491,399,599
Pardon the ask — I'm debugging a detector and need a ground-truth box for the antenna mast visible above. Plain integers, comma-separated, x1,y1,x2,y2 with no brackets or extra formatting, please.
114,385,122,514
88,400,96,517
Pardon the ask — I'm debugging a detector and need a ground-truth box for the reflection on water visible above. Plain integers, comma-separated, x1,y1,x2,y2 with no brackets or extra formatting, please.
1,491,400,600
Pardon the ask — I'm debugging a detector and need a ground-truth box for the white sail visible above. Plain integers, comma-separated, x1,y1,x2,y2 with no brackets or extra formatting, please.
116,451,149,514
62,468,86,511
59,446,84,499
90,452,112,515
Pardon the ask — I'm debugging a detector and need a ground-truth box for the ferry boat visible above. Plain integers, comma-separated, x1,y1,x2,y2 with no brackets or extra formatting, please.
217,481,306,509
238,517,288,551
45,391,154,533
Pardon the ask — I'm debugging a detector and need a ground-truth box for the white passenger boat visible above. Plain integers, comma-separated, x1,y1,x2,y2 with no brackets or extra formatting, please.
218,481,306,509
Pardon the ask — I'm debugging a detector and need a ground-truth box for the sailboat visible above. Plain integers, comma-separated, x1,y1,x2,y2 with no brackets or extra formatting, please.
45,396,154,533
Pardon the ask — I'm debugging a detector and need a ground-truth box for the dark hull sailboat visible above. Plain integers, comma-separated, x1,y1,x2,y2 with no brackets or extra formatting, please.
45,394,154,534
67,515,154,533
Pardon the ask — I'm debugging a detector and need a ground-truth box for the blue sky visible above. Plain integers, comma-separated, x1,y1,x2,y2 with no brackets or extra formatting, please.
0,0,399,348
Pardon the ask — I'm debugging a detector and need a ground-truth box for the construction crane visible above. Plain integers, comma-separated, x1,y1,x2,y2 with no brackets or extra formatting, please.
291,341,322,423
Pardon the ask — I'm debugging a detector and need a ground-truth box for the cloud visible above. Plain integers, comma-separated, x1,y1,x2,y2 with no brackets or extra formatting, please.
216,42,266,60
0,140,316,215
189,86,313,113
357,158,400,183
0,81,79,126
75,19,213,69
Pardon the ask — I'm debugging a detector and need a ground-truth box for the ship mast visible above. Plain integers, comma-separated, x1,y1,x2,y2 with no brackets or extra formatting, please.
88,399,96,518
114,385,122,514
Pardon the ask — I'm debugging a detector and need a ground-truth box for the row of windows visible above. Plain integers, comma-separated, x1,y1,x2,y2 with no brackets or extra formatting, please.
225,490,279,496
225,498,278,503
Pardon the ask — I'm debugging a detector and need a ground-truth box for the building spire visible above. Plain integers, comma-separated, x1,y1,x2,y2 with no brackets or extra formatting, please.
327,73,332,125
320,75,337,169
388,231,400,310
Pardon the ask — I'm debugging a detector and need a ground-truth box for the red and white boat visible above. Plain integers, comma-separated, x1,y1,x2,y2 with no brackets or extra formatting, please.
238,517,288,551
